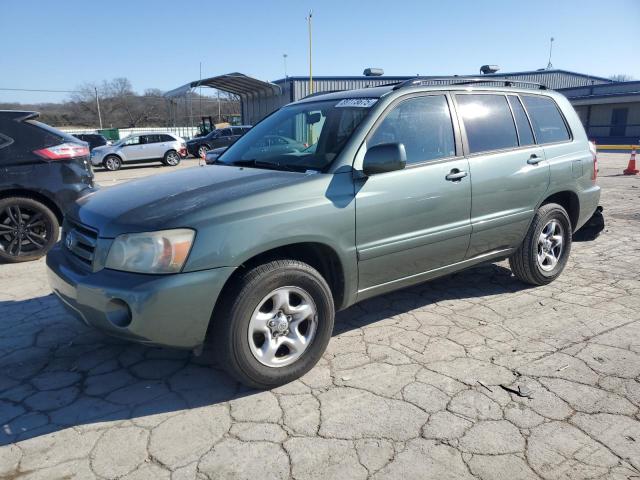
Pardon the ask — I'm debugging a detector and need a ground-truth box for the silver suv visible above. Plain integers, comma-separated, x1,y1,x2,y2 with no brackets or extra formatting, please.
90,133,186,171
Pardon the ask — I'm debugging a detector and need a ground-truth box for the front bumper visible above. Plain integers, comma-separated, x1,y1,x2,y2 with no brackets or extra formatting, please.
46,244,235,349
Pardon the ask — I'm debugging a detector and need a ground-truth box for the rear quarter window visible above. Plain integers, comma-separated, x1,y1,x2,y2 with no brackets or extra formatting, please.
521,95,571,144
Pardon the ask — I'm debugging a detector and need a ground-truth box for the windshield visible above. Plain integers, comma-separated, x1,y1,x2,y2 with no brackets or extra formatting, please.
217,98,376,172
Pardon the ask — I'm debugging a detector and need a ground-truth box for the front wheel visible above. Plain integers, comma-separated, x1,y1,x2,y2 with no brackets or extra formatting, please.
163,150,181,166
509,203,572,286
0,197,59,263
197,145,209,159
103,155,122,171
213,259,334,389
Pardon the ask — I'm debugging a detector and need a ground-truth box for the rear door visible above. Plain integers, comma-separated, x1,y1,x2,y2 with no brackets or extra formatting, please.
454,93,550,258
145,134,165,158
355,94,471,292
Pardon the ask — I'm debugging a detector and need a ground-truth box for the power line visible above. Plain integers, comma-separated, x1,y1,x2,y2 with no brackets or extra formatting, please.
0,87,81,93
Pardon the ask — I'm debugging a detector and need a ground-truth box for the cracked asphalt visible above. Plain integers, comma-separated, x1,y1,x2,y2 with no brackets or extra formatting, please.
0,153,639,479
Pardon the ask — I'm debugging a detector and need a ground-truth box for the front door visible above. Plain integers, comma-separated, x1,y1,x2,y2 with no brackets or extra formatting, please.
355,94,472,292
119,135,146,161
454,93,550,257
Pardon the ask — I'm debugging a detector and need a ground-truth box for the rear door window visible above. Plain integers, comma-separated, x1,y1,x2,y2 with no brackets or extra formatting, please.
521,95,571,144
456,94,518,154
507,95,535,146
368,95,456,165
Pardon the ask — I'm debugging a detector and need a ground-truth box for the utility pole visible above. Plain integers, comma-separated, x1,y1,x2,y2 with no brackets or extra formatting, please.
546,37,554,70
283,53,288,78
217,90,221,123
94,87,103,129
199,62,203,118
307,10,313,94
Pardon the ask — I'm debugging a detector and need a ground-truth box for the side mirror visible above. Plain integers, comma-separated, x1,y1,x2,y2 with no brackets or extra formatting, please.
362,143,407,176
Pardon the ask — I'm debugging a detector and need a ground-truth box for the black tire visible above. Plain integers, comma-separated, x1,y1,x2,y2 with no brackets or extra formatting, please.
0,197,59,263
163,150,181,166
197,145,210,159
103,155,122,171
213,259,335,389
509,203,572,286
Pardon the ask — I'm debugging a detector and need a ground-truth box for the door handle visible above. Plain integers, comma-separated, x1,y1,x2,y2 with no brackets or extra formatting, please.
527,154,542,165
445,169,468,181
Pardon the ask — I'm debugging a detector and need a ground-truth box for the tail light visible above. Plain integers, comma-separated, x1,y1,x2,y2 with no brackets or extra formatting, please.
34,142,90,161
588,140,598,182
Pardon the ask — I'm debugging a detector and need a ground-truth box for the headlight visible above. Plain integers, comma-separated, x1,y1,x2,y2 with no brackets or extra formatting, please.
105,229,195,274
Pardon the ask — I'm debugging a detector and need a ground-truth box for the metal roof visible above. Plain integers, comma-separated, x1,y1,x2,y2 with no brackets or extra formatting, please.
164,73,281,98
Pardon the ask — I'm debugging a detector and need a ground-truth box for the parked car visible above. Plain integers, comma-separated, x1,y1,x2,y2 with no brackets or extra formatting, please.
90,133,186,171
47,81,600,388
186,125,252,158
204,146,228,164
72,133,109,151
0,111,94,263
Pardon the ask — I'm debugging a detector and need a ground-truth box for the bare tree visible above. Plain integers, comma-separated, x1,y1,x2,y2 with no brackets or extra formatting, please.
4,77,241,128
609,74,635,82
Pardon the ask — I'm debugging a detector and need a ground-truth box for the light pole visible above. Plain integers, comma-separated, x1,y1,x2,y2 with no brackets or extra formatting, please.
307,10,313,94
283,53,288,78
547,37,554,70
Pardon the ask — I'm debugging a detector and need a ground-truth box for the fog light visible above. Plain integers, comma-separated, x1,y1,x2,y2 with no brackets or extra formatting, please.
105,298,132,328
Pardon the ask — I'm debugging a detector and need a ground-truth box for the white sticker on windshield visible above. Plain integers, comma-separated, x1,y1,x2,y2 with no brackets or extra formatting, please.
335,98,378,108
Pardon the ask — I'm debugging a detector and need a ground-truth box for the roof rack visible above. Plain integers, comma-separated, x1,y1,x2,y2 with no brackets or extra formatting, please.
393,77,547,91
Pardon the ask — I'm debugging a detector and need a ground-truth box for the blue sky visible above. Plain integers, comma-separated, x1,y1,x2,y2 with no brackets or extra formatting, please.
1,0,639,103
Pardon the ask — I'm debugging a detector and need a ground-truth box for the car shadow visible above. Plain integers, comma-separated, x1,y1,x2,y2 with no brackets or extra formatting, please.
0,263,528,445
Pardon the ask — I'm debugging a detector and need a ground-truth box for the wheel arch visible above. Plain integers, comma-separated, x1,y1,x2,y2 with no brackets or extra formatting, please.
213,241,348,317
539,190,580,232
0,189,64,224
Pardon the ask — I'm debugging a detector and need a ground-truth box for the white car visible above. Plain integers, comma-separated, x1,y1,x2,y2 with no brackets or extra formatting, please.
90,133,187,171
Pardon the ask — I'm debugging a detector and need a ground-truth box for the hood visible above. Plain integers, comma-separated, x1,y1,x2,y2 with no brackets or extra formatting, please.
73,165,307,237
92,144,112,154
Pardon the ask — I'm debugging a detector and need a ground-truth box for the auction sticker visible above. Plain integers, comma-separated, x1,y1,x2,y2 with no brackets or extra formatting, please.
335,98,378,108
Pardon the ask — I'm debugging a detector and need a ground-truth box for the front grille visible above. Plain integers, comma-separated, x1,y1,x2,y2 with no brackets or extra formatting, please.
63,220,98,267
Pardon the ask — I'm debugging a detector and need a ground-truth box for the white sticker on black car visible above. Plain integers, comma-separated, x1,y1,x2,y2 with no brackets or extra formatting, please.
335,98,378,108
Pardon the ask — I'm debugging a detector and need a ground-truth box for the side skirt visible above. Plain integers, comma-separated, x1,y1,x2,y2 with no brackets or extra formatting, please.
355,248,515,303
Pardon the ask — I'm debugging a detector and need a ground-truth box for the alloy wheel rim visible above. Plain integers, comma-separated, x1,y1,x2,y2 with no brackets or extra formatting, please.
198,147,207,158
0,205,50,257
537,219,564,272
106,157,119,170
167,152,179,165
247,286,318,368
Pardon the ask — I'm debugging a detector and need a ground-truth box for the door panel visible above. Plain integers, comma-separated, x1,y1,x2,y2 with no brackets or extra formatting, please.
454,93,550,257
466,148,549,257
356,158,471,290
355,93,470,292
119,136,144,161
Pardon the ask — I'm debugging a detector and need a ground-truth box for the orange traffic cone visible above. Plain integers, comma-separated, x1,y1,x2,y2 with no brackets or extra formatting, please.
623,147,639,175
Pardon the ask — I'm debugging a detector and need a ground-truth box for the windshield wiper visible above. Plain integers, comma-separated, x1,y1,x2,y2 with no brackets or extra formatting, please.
231,159,303,172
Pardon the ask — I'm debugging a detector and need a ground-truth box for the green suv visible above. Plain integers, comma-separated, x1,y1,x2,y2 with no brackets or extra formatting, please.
47,79,600,388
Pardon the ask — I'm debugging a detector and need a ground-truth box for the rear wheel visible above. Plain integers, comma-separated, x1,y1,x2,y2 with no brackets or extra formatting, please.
509,203,572,286
213,259,334,389
163,150,181,166
0,197,59,263
103,155,122,171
